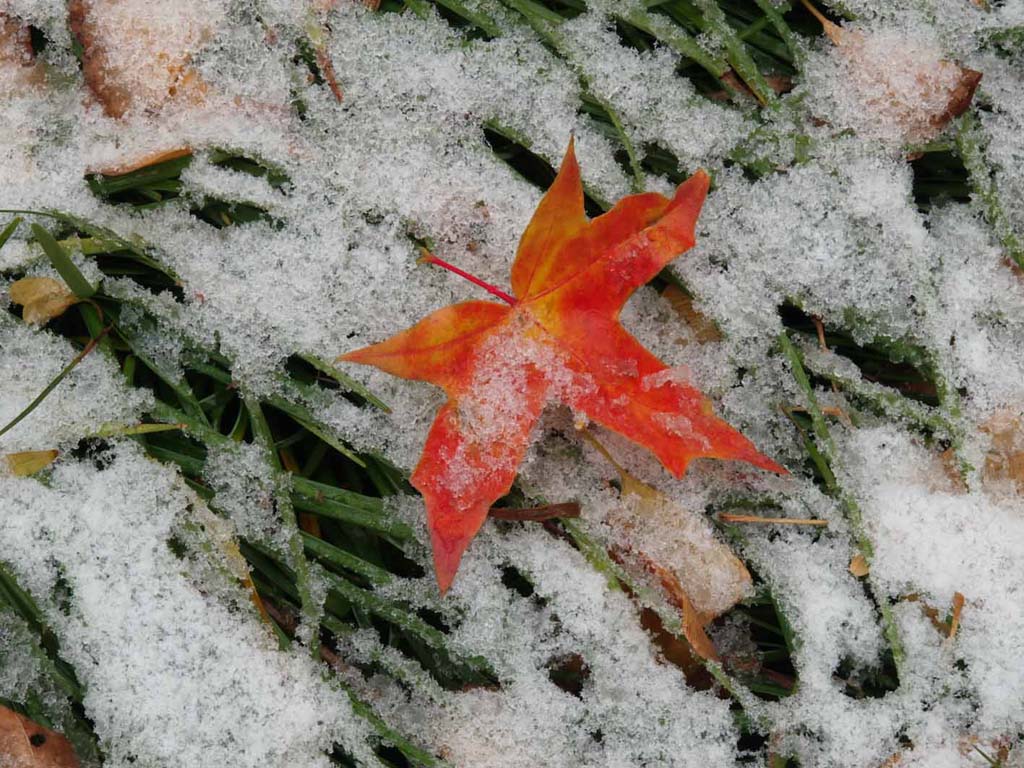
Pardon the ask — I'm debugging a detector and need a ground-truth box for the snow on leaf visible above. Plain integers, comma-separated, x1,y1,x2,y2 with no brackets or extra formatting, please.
980,407,1024,496
68,0,216,119
586,431,751,660
803,0,982,143
341,138,783,593
0,12,45,94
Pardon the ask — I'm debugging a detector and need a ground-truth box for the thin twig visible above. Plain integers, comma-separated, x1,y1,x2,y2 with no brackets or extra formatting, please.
489,502,580,521
719,514,828,527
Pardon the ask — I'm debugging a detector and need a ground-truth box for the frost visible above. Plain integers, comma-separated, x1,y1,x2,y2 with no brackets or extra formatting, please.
204,439,287,546
842,426,1024,732
0,313,152,452
0,0,1023,764
0,444,372,768
803,24,978,144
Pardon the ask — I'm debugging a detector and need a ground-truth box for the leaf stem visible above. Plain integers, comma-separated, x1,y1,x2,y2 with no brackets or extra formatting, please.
419,252,516,306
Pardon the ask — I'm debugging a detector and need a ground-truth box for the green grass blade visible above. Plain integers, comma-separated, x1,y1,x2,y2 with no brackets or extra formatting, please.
0,216,22,251
0,329,109,440
30,224,96,299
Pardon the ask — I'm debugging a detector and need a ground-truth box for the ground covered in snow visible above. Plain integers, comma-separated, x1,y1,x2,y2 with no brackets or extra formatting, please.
1,0,1023,766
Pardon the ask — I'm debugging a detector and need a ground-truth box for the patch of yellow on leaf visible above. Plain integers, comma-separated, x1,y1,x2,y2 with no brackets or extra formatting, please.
5,450,59,476
849,553,870,578
9,277,80,325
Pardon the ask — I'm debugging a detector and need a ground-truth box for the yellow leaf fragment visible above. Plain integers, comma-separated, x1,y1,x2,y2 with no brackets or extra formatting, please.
947,591,965,640
849,553,870,578
0,704,80,768
9,277,80,325
5,450,59,476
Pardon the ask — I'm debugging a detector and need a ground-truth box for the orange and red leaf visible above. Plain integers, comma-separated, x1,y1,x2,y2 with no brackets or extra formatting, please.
341,139,782,592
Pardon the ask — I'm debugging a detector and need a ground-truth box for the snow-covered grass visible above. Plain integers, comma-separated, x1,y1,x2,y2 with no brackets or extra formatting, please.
1,1,1023,766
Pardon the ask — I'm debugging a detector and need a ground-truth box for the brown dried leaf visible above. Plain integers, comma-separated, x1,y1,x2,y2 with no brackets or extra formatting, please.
612,467,752,620
90,147,193,177
980,407,1024,495
585,434,750,662
5,450,59,477
840,32,980,141
661,285,722,345
641,553,721,661
9,277,80,325
69,0,214,118
0,705,80,768
804,0,982,141
935,67,983,129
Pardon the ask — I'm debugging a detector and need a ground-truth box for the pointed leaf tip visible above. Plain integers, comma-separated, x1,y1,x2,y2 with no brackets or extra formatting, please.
430,525,473,595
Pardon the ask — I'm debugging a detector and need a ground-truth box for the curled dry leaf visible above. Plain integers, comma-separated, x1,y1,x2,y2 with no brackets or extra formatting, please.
622,547,720,661
848,553,870,578
613,470,753,620
69,0,217,119
9,277,81,325
5,450,59,476
587,434,752,660
0,704,80,768
804,0,981,142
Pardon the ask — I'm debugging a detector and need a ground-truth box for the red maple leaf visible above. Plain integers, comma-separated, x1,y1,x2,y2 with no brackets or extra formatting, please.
341,140,784,592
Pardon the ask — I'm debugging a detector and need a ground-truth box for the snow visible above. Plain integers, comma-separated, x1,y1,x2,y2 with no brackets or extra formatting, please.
0,0,1023,765
0,442,373,767
353,504,742,768
0,312,152,453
